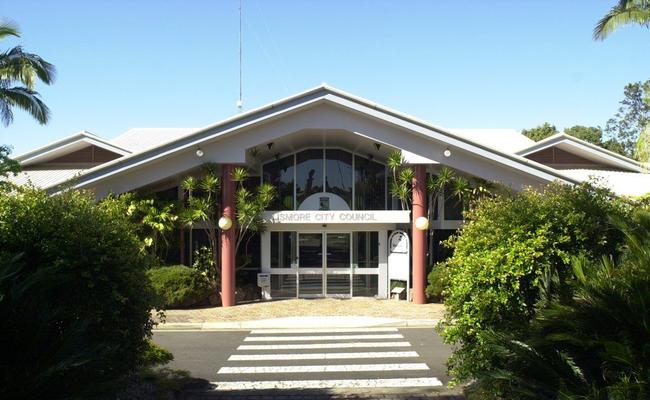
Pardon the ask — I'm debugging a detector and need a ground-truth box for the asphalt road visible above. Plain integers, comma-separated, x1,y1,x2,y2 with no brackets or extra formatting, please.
153,327,458,399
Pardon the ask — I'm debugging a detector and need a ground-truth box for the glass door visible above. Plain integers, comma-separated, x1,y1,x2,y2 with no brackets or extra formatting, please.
297,232,352,297
325,233,351,296
298,233,324,296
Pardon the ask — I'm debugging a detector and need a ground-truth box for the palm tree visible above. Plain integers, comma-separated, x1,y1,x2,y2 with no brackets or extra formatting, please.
0,20,55,126
594,0,650,40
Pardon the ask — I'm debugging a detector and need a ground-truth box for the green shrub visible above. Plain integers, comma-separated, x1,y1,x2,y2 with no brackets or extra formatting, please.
139,340,174,367
0,188,157,399
469,211,650,399
426,263,449,302
438,182,629,383
147,265,214,308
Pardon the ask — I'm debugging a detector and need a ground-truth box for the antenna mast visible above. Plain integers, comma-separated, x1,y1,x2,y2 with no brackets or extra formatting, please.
237,0,243,111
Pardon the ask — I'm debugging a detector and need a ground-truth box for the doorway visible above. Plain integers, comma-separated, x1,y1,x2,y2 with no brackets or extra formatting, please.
298,232,351,297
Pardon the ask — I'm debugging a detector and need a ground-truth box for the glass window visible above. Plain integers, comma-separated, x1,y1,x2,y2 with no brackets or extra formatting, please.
327,233,350,269
354,155,386,210
296,149,323,207
353,275,378,297
270,232,295,268
271,274,296,298
353,232,379,268
444,185,464,220
262,155,294,210
299,233,323,269
325,150,352,208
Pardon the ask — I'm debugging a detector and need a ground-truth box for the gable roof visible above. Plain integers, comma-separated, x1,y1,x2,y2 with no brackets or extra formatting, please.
15,130,131,167
47,84,578,193
517,133,641,172
111,128,198,153
448,129,535,153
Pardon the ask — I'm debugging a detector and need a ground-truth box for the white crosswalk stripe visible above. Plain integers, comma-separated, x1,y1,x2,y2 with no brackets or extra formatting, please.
213,328,444,391
244,333,403,341
217,363,429,374
210,377,444,390
238,341,411,350
249,327,399,334
228,351,419,361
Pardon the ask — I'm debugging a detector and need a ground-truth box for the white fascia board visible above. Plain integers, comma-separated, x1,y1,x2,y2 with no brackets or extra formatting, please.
323,94,577,184
50,85,578,192
16,131,131,165
518,136,641,172
53,96,328,191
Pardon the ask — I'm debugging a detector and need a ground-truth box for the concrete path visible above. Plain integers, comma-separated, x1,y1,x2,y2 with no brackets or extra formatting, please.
155,298,445,330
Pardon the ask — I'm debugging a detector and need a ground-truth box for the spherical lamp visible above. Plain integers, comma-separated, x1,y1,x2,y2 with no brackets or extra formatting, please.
414,216,429,231
218,216,233,230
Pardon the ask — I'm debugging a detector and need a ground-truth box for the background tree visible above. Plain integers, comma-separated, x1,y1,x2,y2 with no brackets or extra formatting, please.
563,125,603,145
594,0,650,40
604,79,650,158
521,122,558,142
0,20,55,126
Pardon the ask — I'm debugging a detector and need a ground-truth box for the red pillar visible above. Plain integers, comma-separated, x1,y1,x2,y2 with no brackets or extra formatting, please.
221,164,236,307
412,164,426,304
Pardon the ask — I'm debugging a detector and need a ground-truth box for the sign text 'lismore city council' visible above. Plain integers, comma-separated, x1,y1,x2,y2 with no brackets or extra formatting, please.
262,210,411,224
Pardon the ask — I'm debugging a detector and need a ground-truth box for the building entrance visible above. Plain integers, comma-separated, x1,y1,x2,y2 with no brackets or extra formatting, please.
266,230,383,298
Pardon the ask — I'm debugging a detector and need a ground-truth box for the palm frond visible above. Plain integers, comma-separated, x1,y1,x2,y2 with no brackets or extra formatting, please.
594,0,650,40
0,46,56,87
0,20,20,40
0,86,50,125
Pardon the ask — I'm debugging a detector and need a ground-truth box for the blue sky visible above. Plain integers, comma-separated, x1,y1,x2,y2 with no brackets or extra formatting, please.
2,0,650,154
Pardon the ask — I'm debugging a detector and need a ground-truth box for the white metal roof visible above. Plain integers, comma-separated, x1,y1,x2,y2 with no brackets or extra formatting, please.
111,128,198,152
7,168,85,188
448,129,535,153
563,169,650,197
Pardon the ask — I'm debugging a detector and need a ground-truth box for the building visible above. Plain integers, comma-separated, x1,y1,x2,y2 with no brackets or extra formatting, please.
10,85,650,306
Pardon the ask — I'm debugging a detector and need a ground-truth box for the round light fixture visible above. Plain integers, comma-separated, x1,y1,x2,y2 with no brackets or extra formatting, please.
414,216,429,231
196,148,204,157
218,216,233,230
443,148,452,158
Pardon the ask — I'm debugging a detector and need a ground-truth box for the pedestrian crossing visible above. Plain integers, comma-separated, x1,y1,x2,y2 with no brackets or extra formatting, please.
210,327,444,391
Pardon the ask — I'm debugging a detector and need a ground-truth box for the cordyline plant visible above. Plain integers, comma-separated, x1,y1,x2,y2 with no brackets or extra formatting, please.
388,149,494,215
180,164,276,274
232,167,276,269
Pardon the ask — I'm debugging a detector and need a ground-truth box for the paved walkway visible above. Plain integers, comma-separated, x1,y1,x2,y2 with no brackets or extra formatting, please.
158,298,445,325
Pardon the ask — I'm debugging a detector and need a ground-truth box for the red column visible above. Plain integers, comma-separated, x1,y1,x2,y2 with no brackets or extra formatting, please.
221,164,236,307
411,164,426,304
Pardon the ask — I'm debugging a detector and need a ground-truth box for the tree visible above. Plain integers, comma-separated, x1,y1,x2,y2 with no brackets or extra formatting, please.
604,79,650,158
0,20,55,126
468,210,650,399
0,188,157,399
521,122,558,142
0,144,19,188
594,0,650,40
563,125,603,145
232,167,276,269
438,182,628,383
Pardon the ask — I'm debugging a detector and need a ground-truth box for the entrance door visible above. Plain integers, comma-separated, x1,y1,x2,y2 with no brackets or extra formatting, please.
297,232,351,297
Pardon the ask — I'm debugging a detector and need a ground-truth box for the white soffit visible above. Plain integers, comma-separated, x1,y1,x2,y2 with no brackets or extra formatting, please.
15,130,131,166
47,84,579,191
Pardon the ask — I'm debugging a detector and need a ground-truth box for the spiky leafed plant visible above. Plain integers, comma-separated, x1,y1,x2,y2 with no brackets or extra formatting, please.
232,167,276,269
594,0,650,40
180,165,221,274
387,150,413,210
468,210,650,400
0,20,55,126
